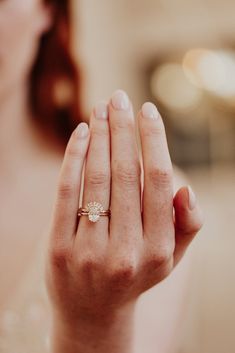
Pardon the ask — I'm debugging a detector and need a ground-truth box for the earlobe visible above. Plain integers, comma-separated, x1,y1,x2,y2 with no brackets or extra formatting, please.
35,3,54,36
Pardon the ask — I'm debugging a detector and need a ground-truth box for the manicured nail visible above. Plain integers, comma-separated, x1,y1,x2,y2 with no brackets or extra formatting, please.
142,102,159,119
111,89,129,111
187,185,196,210
75,123,89,138
94,101,108,119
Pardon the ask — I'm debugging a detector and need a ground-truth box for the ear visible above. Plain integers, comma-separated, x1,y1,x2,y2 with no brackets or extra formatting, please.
35,2,55,36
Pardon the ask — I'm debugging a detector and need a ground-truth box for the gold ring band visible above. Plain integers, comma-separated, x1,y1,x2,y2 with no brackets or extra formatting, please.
78,210,111,216
78,202,111,223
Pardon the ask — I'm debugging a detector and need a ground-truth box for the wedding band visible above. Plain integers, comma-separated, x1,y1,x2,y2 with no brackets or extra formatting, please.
78,202,111,223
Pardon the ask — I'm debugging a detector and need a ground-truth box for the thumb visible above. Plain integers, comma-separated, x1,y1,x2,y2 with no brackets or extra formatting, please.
173,186,204,266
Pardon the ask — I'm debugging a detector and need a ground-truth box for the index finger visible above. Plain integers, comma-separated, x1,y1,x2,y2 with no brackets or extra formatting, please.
50,123,90,247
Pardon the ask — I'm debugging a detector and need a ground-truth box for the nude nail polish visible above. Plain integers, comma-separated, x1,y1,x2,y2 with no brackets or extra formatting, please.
75,123,89,138
141,102,159,119
187,185,196,210
111,89,129,111
95,101,108,119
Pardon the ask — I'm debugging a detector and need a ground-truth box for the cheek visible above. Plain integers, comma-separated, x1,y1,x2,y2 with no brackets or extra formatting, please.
0,0,41,91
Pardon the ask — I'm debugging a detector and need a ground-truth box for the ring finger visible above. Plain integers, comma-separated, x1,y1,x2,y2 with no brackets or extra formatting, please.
77,101,111,244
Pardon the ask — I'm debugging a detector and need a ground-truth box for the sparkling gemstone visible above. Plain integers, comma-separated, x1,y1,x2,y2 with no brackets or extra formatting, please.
88,213,100,222
87,202,103,223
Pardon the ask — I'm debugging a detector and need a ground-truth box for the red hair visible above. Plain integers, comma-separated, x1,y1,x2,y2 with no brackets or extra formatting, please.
29,0,82,146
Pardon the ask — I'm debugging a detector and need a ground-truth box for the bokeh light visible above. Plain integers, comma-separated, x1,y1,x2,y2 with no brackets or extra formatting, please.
150,63,202,112
183,48,235,102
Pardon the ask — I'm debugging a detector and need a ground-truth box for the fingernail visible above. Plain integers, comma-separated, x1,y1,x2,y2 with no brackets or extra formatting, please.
111,89,129,111
75,123,89,138
142,102,159,119
187,185,196,210
94,101,108,119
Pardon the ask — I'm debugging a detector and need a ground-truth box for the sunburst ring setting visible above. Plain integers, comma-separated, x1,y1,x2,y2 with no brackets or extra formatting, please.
78,202,111,223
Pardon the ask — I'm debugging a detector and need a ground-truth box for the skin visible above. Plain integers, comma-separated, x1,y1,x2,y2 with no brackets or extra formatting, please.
0,0,57,308
46,93,203,353
0,0,203,352
0,0,52,101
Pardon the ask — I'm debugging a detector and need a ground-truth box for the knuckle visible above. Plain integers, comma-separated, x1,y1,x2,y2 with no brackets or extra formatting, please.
77,255,101,275
147,166,173,189
111,119,133,134
178,212,204,237
107,259,137,285
142,122,165,137
86,170,110,188
58,181,75,200
49,245,71,269
147,246,173,269
113,160,141,186
91,125,109,137
66,141,83,160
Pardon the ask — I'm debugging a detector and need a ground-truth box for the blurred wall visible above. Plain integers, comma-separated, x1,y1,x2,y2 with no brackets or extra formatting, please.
74,0,235,114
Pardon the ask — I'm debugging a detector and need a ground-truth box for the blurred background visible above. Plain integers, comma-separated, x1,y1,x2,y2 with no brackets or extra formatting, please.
74,0,235,352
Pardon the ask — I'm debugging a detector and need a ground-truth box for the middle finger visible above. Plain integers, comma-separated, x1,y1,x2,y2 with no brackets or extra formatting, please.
109,90,142,240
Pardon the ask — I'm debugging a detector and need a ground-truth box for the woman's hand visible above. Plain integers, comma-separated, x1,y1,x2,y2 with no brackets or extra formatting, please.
46,90,203,353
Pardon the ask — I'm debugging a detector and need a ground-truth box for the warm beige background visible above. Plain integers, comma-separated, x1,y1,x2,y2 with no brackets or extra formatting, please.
73,0,235,113
71,1,235,352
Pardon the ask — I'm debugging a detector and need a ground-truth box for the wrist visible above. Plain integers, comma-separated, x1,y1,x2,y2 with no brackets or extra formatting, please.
50,301,137,353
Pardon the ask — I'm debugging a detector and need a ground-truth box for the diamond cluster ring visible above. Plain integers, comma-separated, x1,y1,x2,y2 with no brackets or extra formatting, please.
78,202,111,223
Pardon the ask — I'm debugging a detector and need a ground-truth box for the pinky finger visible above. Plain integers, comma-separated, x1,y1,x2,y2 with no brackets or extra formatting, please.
173,186,204,266
49,123,90,249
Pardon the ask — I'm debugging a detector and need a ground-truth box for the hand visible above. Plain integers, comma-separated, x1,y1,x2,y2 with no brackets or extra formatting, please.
46,90,203,352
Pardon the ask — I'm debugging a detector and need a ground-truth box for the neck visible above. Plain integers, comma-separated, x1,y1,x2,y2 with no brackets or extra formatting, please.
1,82,35,144
0,83,50,177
